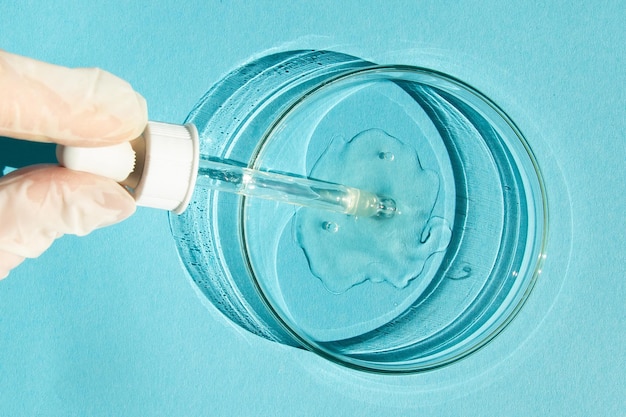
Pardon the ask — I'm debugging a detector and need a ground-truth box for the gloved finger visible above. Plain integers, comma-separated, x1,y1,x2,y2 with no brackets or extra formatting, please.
0,165,135,279
0,50,147,147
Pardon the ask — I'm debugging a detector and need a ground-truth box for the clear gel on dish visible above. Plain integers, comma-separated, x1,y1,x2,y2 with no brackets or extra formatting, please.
295,129,451,293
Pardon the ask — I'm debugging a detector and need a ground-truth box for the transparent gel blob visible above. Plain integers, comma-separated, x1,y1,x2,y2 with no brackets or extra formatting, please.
295,129,452,294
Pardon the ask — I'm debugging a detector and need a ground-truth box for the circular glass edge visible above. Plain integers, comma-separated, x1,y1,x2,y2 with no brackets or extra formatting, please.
234,64,550,374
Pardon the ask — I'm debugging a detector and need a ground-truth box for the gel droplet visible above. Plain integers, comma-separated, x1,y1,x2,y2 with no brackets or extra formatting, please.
295,129,451,293
322,221,339,233
378,151,395,161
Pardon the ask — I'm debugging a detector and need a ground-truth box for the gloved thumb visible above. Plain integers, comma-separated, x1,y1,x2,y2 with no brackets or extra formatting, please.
0,165,135,279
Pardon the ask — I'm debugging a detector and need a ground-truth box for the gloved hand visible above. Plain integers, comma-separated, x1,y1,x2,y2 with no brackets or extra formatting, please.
0,50,148,279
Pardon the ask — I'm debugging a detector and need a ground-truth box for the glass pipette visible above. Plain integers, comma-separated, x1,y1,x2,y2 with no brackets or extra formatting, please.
196,156,396,218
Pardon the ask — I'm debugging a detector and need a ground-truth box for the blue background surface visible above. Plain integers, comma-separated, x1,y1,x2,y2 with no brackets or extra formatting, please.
1,1,624,416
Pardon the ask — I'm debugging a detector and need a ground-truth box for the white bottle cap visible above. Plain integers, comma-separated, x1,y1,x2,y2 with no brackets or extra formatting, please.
56,121,199,214
135,122,199,213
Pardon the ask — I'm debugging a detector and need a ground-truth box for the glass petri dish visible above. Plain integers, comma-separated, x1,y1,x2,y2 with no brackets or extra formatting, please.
169,50,547,373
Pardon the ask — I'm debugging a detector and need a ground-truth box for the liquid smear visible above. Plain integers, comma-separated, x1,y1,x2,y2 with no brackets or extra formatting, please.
295,129,452,293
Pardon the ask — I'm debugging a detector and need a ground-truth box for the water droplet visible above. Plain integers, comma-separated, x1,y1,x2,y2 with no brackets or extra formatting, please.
322,221,339,233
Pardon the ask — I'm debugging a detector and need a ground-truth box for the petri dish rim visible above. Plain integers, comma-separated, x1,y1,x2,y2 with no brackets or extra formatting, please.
239,64,549,374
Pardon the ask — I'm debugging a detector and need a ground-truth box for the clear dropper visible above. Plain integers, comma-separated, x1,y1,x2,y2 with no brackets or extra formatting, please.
56,121,396,218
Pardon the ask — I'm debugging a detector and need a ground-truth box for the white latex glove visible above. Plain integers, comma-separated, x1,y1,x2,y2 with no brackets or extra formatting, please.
0,50,148,279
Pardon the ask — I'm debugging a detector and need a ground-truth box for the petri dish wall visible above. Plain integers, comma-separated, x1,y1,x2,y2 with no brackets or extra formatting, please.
169,50,547,373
